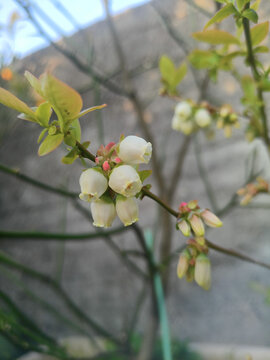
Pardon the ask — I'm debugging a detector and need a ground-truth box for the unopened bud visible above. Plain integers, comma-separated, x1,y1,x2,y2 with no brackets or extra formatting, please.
118,135,152,165
102,161,111,171
109,165,142,197
195,108,211,128
90,197,116,228
177,250,190,278
201,209,223,228
189,214,205,236
79,168,108,202
194,253,211,290
177,219,191,237
175,101,192,119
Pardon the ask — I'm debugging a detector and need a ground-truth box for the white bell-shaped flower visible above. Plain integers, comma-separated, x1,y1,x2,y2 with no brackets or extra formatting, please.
90,197,116,228
79,168,108,202
195,108,211,128
118,135,152,165
109,165,142,197
116,196,139,226
175,101,192,119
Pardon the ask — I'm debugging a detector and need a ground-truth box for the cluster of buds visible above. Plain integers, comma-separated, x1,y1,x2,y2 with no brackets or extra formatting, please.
79,135,152,228
176,200,222,290
177,245,211,290
172,101,213,136
237,177,269,206
216,104,240,138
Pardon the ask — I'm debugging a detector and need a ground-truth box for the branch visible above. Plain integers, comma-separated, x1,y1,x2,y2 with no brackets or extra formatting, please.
243,3,269,146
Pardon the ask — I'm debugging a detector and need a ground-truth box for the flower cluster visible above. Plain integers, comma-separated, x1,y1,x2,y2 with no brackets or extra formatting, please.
176,200,222,290
216,104,240,138
79,135,152,227
237,177,269,206
172,101,212,136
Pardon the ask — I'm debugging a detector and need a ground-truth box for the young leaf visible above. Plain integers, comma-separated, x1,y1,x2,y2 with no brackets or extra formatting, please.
40,73,82,120
189,50,219,69
138,170,152,183
0,88,36,119
250,22,269,46
242,9,258,24
67,104,107,123
204,3,237,30
172,62,187,88
251,0,261,11
38,133,64,156
24,71,43,97
159,55,175,85
62,148,79,164
236,0,249,11
69,118,81,142
253,45,269,53
36,102,52,126
37,128,47,144
192,29,240,45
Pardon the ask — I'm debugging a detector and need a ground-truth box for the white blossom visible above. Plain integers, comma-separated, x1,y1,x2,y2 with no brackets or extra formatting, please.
91,198,116,228
116,196,139,226
79,168,108,202
109,165,142,197
118,135,152,165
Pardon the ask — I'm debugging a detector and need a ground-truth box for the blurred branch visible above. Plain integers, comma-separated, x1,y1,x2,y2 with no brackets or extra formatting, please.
15,0,129,97
0,250,121,345
182,0,212,18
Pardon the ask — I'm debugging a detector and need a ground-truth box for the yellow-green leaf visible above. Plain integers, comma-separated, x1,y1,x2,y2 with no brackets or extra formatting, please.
138,170,152,183
67,104,107,122
254,45,269,53
251,0,261,11
242,9,258,24
250,21,269,46
24,71,43,97
36,101,52,126
38,133,64,156
189,50,219,69
0,87,36,119
62,148,79,164
204,4,237,30
37,128,48,144
69,118,81,142
40,73,82,120
193,29,240,45
237,0,248,11
159,55,175,85
173,62,187,87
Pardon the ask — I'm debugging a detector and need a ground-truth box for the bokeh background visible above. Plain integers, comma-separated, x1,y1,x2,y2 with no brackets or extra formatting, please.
1,0,270,359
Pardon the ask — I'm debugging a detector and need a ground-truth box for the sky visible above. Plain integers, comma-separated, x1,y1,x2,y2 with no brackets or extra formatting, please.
0,0,149,64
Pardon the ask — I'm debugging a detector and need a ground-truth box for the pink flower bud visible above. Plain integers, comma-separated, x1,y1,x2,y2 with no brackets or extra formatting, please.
189,214,205,236
102,161,111,171
105,142,115,152
114,157,122,163
201,209,223,228
95,157,100,164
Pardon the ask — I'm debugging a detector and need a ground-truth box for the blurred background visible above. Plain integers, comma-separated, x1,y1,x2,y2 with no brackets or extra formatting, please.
1,0,270,359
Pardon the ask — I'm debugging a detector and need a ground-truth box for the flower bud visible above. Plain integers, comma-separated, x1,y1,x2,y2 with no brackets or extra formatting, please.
116,195,139,226
118,135,152,165
109,165,142,197
172,115,183,131
178,121,194,135
177,219,191,237
79,168,108,202
177,250,190,278
90,197,116,228
194,253,211,290
189,214,205,236
175,101,192,119
201,209,223,228
195,108,211,128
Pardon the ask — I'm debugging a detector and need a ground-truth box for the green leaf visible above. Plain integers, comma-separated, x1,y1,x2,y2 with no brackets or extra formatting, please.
40,73,82,120
236,0,248,11
138,170,152,183
251,0,261,11
204,4,237,30
38,133,64,156
172,62,187,88
24,71,43,97
241,75,257,102
69,118,81,142
242,9,258,24
159,55,175,86
67,104,107,122
0,87,36,119
259,78,270,91
35,101,52,126
189,50,219,69
62,148,78,164
37,128,47,144
64,133,76,147
192,29,240,45
251,21,269,46
253,45,269,53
